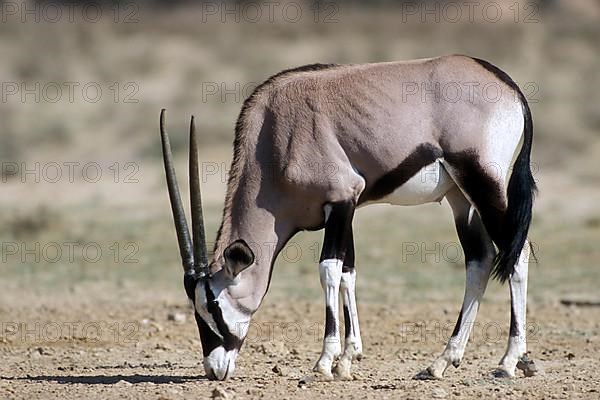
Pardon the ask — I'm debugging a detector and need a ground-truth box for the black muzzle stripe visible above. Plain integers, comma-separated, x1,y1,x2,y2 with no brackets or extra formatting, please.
204,280,243,351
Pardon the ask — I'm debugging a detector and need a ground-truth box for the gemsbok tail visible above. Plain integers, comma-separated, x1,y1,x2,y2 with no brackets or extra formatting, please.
492,95,537,283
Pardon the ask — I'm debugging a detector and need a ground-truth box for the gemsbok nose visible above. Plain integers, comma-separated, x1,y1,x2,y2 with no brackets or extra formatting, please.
203,347,236,380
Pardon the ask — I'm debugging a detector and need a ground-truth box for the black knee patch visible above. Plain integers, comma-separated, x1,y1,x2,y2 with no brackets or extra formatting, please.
325,306,337,337
509,303,519,337
451,310,463,338
343,305,351,339
455,217,493,263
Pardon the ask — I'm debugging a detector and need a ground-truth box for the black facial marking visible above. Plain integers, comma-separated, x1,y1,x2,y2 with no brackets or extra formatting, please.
184,271,197,301
203,280,243,351
343,305,351,339
359,143,443,204
325,306,337,338
451,310,463,338
194,312,222,357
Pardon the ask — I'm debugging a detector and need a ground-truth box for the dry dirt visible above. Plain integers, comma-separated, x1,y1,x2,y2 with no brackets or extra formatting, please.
1,2,599,399
1,291,599,400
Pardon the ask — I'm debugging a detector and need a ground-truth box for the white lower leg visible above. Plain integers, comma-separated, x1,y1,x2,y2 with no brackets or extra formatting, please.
334,269,363,379
498,243,530,377
427,262,490,378
314,259,343,378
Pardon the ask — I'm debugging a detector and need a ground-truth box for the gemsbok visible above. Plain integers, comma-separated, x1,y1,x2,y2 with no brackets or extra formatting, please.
159,55,537,381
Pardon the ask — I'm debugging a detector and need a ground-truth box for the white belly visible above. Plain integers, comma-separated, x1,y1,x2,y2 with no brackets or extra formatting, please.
370,159,455,206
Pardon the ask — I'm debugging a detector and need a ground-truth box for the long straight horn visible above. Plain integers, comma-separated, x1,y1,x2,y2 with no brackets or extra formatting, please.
160,109,194,272
189,115,209,270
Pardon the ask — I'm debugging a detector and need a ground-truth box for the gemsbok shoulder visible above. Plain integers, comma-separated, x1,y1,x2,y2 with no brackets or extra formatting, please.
159,54,537,381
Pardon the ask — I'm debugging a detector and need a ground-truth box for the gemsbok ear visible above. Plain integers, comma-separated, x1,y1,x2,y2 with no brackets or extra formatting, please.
223,239,255,279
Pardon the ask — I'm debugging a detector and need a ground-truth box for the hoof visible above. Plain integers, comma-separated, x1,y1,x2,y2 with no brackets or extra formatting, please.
333,370,353,381
333,358,353,381
517,355,538,377
492,368,513,379
413,368,442,381
312,364,334,381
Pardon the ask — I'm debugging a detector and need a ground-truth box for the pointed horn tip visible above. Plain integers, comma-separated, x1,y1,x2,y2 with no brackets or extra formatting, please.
160,109,167,131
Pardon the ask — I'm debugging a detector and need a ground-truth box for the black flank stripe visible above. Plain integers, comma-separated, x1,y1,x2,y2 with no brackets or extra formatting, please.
360,143,443,204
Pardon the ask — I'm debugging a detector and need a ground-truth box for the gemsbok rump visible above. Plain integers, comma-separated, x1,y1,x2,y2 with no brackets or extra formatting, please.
159,55,537,381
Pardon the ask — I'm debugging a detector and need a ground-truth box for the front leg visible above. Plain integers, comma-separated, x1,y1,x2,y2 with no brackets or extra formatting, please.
313,201,355,379
333,228,363,380
314,258,343,378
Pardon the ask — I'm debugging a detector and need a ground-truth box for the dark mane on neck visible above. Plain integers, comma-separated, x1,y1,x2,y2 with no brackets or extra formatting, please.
212,63,338,258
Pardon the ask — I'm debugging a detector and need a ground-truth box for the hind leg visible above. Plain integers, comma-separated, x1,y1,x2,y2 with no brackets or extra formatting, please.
415,187,495,380
442,157,536,379
494,241,537,377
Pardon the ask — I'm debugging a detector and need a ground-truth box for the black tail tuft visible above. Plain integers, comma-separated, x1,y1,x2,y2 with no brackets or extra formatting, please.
491,98,537,283
471,57,537,283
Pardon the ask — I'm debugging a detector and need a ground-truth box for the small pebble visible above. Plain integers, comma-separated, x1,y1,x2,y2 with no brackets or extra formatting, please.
167,312,187,324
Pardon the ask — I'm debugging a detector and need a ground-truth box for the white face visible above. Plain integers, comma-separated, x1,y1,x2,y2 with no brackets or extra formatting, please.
191,240,256,380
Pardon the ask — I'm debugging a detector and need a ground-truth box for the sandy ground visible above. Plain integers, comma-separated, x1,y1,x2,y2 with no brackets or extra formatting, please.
1,2,599,399
1,157,599,400
1,291,599,400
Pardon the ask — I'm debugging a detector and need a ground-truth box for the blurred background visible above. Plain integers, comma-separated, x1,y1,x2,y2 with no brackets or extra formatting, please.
2,0,599,301
0,0,599,396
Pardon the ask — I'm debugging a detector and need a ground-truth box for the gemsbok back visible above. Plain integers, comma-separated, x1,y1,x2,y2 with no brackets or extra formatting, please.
159,54,537,381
